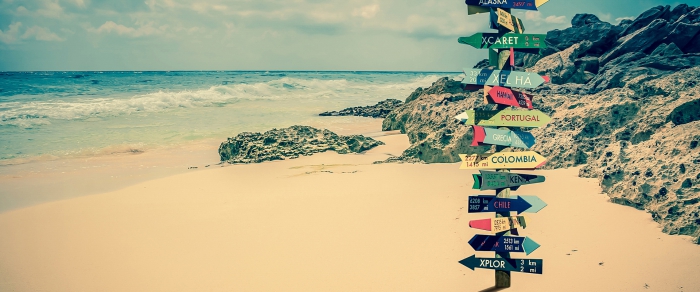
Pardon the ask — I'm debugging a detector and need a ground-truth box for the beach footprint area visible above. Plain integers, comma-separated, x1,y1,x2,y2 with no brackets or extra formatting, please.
1,130,699,292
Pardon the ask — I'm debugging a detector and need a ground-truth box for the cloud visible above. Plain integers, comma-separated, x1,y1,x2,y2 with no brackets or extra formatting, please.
0,22,22,44
524,11,566,24
353,4,379,19
22,25,64,41
36,0,64,18
615,16,634,24
91,21,165,37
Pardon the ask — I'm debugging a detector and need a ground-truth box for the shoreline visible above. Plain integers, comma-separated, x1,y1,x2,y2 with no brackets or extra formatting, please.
0,117,385,213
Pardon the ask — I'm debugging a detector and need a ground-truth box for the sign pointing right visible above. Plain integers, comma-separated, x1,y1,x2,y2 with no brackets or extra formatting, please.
468,195,547,214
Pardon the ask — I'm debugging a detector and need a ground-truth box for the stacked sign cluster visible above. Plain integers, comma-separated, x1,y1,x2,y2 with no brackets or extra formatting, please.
456,0,551,287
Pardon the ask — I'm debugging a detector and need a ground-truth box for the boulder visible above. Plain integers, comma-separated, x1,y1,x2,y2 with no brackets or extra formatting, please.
575,56,600,73
545,20,622,56
600,19,672,66
661,22,700,50
669,4,693,23
218,125,384,163
619,5,671,37
684,34,700,53
651,43,683,56
571,14,602,27
675,7,700,24
527,41,593,84
319,99,403,118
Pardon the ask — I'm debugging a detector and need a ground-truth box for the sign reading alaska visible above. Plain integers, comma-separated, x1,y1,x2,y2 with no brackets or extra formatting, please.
465,0,540,10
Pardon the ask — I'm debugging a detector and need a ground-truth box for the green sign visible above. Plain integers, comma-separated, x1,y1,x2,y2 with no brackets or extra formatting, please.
472,170,546,190
455,109,551,128
458,33,546,50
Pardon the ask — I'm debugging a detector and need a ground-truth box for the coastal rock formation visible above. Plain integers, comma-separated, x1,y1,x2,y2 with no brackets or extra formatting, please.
319,99,403,118
381,4,700,242
218,125,383,164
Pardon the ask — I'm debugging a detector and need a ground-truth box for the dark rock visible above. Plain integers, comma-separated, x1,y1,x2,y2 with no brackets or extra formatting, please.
575,56,600,73
662,22,700,50
572,14,602,27
319,99,403,118
651,43,684,56
528,41,593,84
545,21,622,56
675,7,700,24
619,5,671,37
669,4,692,23
667,99,700,125
473,59,491,69
619,19,634,28
685,34,700,53
218,125,384,163
682,178,693,188
600,19,673,66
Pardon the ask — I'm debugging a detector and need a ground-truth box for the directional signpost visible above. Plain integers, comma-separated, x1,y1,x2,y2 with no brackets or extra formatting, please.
472,170,546,190
468,234,540,254
457,2,550,288
486,85,535,109
468,195,547,214
492,8,525,33
471,125,536,148
459,255,543,274
455,109,551,128
458,33,547,50
470,215,527,233
461,69,548,88
459,151,547,170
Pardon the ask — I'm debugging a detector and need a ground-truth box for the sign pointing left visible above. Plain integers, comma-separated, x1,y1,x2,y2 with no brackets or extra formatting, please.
459,255,543,274
470,216,527,233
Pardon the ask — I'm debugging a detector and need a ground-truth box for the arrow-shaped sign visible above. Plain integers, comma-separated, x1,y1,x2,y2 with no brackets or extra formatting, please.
470,216,527,233
459,151,547,170
472,170,546,190
469,234,540,255
462,69,547,89
486,85,534,109
455,109,551,128
465,0,549,12
468,195,547,214
458,33,546,50
459,255,543,274
472,125,536,149
492,8,525,33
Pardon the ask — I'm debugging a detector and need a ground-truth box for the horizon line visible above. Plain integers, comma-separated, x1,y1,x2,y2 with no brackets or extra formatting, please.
1,70,463,73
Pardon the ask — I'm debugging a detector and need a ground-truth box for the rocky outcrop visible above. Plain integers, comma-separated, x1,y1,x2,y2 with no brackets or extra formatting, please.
380,4,700,243
319,99,403,118
218,126,384,164
527,40,593,84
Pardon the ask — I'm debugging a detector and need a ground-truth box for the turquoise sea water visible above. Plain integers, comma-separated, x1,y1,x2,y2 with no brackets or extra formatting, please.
0,71,453,165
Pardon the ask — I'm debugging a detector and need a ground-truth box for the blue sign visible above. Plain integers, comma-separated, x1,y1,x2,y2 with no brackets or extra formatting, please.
459,255,543,274
468,234,540,255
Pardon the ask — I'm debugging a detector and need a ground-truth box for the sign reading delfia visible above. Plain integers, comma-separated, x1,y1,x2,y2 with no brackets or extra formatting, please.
459,255,543,274
462,69,548,89
472,125,536,149
472,170,546,190
458,33,547,50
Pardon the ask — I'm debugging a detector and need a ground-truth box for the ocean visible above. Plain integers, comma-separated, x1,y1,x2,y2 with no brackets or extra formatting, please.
0,71,453,165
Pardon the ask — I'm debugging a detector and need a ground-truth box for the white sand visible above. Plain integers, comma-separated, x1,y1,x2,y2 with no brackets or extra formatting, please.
1,133,699,291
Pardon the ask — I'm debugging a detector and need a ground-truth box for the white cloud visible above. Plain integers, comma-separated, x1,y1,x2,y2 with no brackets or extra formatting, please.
36,0,64,18
524,11,566,24
91,21,165,37
353,4,379,19
0,22,22,44
22,25,64,41
615,16,634,24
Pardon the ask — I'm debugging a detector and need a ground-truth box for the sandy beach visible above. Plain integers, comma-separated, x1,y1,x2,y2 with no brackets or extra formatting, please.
1,124,699,292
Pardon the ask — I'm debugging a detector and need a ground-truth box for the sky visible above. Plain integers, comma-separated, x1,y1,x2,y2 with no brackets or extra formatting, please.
0,0,688,71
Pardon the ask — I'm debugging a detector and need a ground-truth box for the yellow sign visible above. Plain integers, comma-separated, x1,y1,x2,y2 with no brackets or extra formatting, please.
496,8,525,34
459,151,547,170
492,216,527,233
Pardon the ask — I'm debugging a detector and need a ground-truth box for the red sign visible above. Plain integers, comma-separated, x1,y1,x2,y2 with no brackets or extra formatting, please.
487,86,534,109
